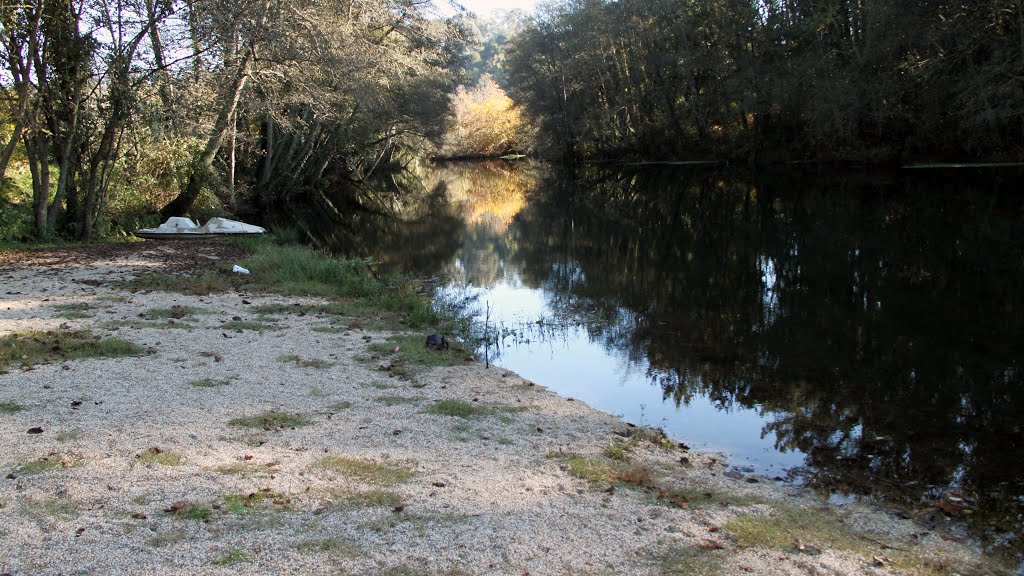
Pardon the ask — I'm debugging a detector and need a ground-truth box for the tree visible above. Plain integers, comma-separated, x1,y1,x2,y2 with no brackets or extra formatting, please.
440,75,529,157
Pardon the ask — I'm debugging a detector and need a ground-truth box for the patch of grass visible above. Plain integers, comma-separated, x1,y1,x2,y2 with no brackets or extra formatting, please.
24,496,80,518
328,401,353,411
1,401,26,414
292,536,361,557
0,330,144,370
220,319,278,332
228,411,312,430
121,272,234,295
137,447,184,466
11,456,68,477
366,334,466,378
603,440,631,461
236,242,441,328
253,302,350,317
223,490,290,514
627,426,677,450
425,399,495,418
448,423,477,442
190,377,233,388
97,295,128,303
54,302,96,319
312,456,414,485
721,504,1009,576
165,501,212,522
564,457,614,485
656,544,726,576
727,505,861,552
277,354,333,369
99,319,193,330
213,548,252,566
148,530,187,547
374,395,419,406
141,305,204,320
213,462,272,478
328,488,404,509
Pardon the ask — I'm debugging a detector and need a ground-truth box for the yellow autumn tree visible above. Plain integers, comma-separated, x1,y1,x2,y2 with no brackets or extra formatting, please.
442,76,530,158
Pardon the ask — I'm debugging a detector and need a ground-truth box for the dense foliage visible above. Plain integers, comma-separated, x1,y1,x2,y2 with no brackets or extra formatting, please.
438,76,531,158
505,0,1024,162
0,0,464,240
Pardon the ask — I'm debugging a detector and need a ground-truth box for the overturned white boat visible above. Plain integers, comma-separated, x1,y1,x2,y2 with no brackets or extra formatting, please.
134,217,266,239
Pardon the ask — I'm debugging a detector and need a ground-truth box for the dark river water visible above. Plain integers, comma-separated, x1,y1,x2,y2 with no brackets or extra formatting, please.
300,160,1024,551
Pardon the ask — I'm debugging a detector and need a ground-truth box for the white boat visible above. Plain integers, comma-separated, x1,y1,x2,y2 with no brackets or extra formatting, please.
134,217,266,239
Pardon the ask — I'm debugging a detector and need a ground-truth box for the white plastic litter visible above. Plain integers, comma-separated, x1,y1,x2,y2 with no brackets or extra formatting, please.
232,265,250,274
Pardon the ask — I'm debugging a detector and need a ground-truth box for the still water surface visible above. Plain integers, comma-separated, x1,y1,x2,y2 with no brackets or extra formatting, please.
304,161,1024,544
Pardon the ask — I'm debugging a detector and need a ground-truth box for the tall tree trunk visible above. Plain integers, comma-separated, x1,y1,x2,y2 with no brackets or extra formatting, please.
25,132,50,239
160,48,253,218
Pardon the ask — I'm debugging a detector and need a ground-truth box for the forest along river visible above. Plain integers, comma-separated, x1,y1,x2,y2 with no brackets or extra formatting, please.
303,160,1024,549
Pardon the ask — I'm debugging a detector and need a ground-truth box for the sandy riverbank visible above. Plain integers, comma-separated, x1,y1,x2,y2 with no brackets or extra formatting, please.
0,241,1001,575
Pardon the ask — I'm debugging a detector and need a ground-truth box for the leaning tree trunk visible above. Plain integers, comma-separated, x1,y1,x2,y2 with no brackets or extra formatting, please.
160,49,252,219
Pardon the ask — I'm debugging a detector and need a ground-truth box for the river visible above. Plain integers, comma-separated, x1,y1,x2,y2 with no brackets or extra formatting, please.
300,160,1024,551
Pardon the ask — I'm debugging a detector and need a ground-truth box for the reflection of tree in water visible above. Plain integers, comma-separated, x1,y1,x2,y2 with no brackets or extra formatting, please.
293,161,540,289
427,161,539,287
511,166,1024,544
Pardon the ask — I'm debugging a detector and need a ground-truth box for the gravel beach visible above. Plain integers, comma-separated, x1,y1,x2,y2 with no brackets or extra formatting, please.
0,242,1002,575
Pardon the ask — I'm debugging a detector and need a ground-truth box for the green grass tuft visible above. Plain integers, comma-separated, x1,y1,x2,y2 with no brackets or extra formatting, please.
425,399,495,418
213,548,252,566
312,456,414,485
223,490,290,514
277,354,333,369
292,536,361,557
141,305,204,320
228,411,312,430
121,272,234,295
166,502,212,521
564,457,614,485
54,302,96,319
0,330,144,370
220,319,279,332
603,440,631,461
328,488,405,509
656,545,726,576
11,456,68,476
148,530,187,547
374,395,419,406
24,496,81,519
237,242,441,328
137,448,184,466
1,401,27,414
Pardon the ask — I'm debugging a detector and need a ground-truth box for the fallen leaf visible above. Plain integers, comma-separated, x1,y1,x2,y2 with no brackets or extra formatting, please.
164,501,188,513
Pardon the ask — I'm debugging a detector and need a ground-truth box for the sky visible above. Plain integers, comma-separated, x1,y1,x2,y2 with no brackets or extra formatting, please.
444,0,539,17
